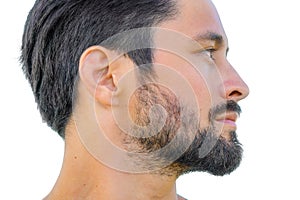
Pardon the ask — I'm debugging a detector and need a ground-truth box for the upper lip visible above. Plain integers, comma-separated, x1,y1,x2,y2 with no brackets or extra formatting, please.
214,112,239,122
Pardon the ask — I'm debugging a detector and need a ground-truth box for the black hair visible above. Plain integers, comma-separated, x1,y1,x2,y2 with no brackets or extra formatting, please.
20,0,178,138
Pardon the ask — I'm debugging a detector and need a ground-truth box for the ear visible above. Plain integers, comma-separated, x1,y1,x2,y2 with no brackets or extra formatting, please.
79,46,117,106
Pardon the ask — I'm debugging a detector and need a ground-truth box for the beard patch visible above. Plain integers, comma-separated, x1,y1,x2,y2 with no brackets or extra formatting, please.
124,83,243,176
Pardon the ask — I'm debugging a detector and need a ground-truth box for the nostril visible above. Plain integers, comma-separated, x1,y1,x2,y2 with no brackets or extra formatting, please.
228,90,242,98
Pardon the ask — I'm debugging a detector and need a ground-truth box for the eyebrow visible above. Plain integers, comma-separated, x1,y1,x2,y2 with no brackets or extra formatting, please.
193,31,224,44
192,31,229,55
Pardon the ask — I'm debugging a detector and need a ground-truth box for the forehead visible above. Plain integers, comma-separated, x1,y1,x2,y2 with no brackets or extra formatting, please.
158,0,227,42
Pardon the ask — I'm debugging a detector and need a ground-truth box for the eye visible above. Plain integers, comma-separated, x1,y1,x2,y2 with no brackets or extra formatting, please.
203,48,216,60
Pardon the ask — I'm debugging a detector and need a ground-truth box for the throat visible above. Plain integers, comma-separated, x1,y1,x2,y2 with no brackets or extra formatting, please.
46,154,179,199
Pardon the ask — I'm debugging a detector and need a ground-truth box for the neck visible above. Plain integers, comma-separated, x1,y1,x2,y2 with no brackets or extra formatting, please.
45,129,180,200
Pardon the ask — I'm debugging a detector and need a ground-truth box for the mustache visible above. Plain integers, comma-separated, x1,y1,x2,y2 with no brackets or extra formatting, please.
209,100,242,120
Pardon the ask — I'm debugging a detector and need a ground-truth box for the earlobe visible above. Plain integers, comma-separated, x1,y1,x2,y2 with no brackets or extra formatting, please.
79,46,116,106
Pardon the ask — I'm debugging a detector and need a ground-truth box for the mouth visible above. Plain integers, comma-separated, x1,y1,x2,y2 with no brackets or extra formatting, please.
214,112,239,127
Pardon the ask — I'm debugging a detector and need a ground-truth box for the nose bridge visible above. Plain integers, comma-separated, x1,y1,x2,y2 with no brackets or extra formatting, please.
219,61,249,101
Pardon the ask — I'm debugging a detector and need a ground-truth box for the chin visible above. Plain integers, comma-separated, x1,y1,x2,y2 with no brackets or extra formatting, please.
174,130,243,177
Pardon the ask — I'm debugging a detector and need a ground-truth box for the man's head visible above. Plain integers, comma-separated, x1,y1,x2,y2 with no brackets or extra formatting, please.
21,0,249,177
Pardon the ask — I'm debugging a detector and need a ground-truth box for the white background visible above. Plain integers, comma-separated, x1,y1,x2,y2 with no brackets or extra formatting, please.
1,0,300,199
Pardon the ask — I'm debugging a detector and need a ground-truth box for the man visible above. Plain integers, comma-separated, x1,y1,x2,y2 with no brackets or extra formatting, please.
21,0,249,199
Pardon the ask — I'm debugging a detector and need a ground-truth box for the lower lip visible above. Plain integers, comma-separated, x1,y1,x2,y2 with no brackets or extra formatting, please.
216,120,236,126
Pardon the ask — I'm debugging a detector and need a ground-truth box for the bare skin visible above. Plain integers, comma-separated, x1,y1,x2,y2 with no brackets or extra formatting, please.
45,0,249,199
45,125,182,200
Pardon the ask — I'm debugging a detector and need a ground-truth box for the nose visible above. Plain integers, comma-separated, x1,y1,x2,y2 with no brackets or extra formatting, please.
220,63,249,102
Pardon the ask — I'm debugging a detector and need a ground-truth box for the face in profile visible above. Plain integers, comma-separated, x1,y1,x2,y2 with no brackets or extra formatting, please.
82,0,249,176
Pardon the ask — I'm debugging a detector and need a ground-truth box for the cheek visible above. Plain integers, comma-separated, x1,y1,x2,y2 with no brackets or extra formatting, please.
154,50,213,115
188,70,214,127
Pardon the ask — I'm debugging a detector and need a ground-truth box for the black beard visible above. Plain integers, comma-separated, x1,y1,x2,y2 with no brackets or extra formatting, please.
169,100,243,176
125,84,243,176
171,129,243,176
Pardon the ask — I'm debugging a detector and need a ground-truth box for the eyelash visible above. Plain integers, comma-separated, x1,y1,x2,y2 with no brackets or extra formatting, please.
203,48,216,60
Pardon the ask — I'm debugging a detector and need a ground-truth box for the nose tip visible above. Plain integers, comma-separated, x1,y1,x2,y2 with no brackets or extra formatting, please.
221,65,250,102
225,81,249,102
